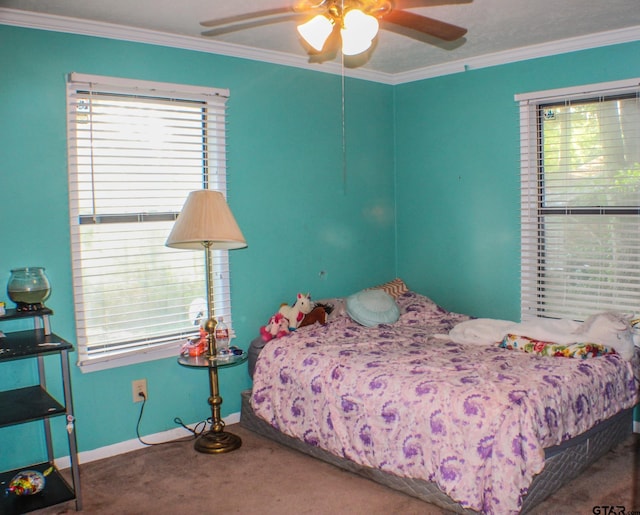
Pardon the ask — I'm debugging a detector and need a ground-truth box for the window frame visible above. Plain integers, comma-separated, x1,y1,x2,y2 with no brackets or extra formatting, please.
516,78,640,321
66,73,233,372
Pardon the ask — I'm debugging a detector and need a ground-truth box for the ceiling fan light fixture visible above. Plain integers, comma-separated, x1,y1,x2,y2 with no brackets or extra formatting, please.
340,9,379,56
297,14,334,51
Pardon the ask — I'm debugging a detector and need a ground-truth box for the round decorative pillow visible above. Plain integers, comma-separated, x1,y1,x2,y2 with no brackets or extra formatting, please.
346,289,400,327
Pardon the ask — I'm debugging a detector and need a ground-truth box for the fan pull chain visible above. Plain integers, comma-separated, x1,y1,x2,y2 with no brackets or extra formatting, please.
341,50,347,194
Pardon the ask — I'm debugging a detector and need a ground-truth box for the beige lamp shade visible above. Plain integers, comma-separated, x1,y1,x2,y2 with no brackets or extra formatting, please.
165,190,247,250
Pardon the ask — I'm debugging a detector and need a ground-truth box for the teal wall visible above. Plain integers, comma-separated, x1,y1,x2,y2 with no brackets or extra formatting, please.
0,25,395,469
395,41,640,321
1,24,638,469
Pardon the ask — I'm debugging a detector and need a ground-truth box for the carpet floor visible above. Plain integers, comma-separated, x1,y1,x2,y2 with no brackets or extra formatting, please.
33,424,639,515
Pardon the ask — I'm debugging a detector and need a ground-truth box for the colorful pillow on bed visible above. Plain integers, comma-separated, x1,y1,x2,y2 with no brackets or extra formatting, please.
499,334,616,358
346,289,400,327
367,278,409,299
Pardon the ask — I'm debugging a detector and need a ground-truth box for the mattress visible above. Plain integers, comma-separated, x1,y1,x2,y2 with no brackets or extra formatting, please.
240,389,635,514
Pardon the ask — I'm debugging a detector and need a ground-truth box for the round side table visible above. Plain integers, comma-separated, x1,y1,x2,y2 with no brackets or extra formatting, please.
178,350,247,453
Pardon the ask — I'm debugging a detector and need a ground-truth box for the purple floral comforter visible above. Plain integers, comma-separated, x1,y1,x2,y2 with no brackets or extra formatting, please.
251,292,640,514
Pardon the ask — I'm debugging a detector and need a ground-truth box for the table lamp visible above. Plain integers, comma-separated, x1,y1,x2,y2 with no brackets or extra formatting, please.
166,189,247,453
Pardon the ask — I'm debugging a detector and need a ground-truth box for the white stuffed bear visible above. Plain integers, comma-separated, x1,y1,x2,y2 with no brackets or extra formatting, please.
573,312,635,361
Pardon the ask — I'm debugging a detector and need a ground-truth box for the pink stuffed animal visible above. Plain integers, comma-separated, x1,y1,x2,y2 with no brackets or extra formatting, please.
259,312,290,342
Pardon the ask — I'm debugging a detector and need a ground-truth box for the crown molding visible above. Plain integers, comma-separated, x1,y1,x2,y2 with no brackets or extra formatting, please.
0,8,390,83
391,25,640,84
1,8,638,86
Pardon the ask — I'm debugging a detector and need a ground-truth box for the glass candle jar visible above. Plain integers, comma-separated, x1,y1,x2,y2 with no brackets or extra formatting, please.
7,267,52,311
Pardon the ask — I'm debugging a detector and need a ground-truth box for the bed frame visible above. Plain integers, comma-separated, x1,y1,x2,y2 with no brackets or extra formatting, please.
240,389,635,514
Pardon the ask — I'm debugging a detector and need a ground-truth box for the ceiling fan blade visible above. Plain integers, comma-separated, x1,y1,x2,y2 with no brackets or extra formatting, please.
393,0,472,7
201,8,294,28
293,0,331,11
382,10,466,40
201,11,305,37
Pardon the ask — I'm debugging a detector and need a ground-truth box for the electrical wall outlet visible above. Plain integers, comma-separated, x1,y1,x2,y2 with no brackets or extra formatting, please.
132,379,147,403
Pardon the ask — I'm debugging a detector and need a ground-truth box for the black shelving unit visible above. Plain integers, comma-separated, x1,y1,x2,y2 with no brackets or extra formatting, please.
0,308,81,514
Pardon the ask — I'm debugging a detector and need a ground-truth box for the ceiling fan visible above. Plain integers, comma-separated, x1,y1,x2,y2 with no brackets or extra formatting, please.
200,0,469,59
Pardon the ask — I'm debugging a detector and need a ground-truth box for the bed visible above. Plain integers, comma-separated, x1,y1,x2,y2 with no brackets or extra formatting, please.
241,283,640,514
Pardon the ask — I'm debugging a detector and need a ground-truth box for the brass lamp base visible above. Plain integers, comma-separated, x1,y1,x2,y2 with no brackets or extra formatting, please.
194,430,242,454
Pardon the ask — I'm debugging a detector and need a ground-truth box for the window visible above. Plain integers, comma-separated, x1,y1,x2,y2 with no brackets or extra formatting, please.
66,73,233,371
517,78,640,321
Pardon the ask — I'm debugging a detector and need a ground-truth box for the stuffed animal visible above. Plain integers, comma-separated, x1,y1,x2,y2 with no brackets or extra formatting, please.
259,312,290,342
298,304,333,328
278,293,313,331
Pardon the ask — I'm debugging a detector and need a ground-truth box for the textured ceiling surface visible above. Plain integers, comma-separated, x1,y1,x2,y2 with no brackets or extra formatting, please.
2,0,640,76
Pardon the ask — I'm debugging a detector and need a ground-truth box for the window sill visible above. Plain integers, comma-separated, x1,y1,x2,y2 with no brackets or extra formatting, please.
77,343,183,373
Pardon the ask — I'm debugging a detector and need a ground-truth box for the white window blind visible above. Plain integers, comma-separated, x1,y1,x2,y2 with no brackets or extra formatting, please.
66,73,234,371
517,79,640,321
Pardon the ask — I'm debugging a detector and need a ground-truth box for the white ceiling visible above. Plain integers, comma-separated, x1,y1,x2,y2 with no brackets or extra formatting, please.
2,0,640,83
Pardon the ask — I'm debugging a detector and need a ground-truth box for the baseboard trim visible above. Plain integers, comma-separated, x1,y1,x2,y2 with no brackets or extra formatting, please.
54,411,240,470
